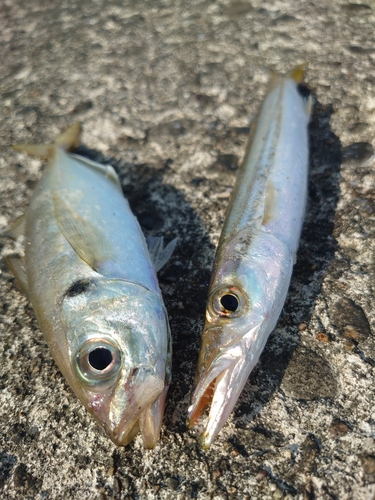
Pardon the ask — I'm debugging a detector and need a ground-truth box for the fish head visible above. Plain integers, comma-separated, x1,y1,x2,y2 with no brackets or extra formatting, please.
61,278,171,448
188,239,292,448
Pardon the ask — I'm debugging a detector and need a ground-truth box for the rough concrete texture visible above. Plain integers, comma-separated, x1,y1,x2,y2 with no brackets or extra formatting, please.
0,0,374,498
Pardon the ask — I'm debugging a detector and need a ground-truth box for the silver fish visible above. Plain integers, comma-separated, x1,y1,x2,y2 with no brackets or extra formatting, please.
2,124,176,448
187,66,313,448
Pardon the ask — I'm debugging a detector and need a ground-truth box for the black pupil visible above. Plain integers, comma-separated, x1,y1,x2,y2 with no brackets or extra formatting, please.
88,348,113,371
220,294,239,312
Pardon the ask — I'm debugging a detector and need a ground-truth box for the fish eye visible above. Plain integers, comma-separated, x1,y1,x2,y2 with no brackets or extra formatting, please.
75,339,121,386
88,347,113,371
208,285,246,319
220,294,239,312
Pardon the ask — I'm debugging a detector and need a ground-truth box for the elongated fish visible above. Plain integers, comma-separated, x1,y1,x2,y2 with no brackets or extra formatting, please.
187,66,313,448
2,124,176,448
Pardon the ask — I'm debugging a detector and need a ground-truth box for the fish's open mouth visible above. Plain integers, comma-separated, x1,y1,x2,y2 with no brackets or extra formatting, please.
108,369,166,448
187,330,262,449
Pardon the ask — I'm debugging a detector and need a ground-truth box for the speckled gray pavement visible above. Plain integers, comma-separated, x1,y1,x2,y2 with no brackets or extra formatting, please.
0,1,375,498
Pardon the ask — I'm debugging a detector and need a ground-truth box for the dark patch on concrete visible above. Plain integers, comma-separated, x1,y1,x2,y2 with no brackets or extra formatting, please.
214,153,239,171
347,122,368,134
271,14,297,25
329,418,352,437
348,45,375,54
299,434,321,473
0,453,17,489
13,463,42,494
361,454,375,480
148,119,196,139
341,142,374,161
71,100,93,115
342,3,372,11
224,1,254,19
281,347,337,400
329,297,371,341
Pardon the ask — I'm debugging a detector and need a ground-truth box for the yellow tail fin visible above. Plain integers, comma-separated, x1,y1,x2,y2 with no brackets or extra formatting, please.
12,122,81,159
289,63,307,83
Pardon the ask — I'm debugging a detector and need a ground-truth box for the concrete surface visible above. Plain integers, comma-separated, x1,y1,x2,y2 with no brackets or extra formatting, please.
0,0,375,498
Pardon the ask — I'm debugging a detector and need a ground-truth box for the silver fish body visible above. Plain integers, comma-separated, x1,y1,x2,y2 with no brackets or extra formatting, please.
3,124,174,448
188,67,312,448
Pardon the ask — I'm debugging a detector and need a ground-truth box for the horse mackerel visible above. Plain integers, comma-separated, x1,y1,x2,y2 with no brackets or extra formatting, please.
2,123,176,448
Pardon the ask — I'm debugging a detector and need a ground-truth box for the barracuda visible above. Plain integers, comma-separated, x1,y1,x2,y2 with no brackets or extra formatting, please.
187,66,313,448
2,124,176,448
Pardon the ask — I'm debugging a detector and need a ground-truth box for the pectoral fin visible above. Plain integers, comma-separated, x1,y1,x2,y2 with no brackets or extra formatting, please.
146,236,177,272
53,194,114,271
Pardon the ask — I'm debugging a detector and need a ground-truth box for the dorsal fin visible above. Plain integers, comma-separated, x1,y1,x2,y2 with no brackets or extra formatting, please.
12,123,81,159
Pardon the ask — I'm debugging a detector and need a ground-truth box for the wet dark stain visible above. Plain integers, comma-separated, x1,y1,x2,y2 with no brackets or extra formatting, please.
326,258,350,280
329,297,371,342
329,418,352,438
361,454,375,480
299,434,321,473
341,142,374,161
190,177,206,187
342,3,372,11
224,1,254,18
214,153,239,171
71,100,93,114
226,436,249,457
348,45,375,54
271,14,297,25
13,463,42,492
263,467,298,496
281,347,337,400
148,119,196,139
194,93,214,106
229,125,251,135
0,452,17,488
347,122,368,134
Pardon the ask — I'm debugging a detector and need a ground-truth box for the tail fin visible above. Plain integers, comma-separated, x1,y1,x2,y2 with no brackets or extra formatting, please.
266,63,307,93
289,63,307,83
12,122,81,159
